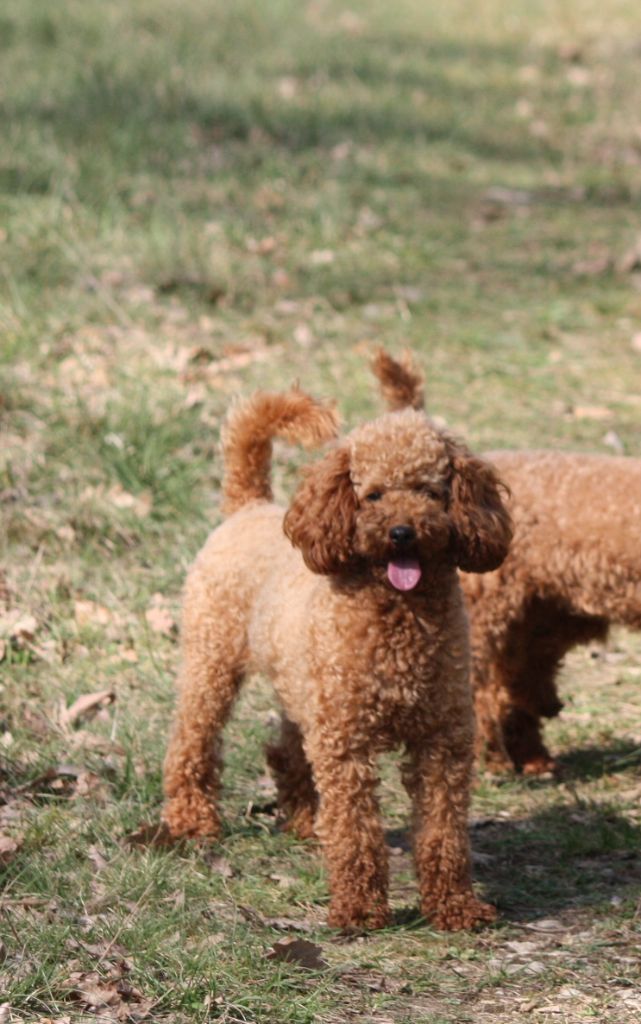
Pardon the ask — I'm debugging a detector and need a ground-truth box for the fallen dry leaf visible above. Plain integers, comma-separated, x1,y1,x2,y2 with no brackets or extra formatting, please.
603,430,624,454
67,938,131,964
73,770,110,801
56,524,76,545
108,646,138,665
60,689,115,728
504,940,541,956
522,917,566,933
12,612,36,641
266,936,327,970
183,383,208,408
87,845,109,872
514,98,533,119
309,249,335,266
293,323,314,348
557,40,583,62
201,853,235,878
65,967,156,1020
107,484,153,519
269,872,297,888
0,833,22,865
16,764,85,799
31,637,59,664
74,600,112,628
276,77,298,101
571,405,613,421
0,895,50,909
246,235,278,254
144,594,177,637
0,611,38,646
68,975,116,1006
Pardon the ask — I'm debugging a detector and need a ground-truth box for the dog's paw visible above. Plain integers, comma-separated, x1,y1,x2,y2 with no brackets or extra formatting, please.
327,898,391,932
162,792,221,840
423,893,497,931
283,807,317,841
476,750,516,775
521,755,558,777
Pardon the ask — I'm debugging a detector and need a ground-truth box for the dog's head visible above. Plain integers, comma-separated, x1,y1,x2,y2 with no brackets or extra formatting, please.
283,409,512,587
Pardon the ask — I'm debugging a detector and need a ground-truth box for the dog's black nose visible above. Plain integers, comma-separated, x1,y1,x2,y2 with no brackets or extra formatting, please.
389,524,416,547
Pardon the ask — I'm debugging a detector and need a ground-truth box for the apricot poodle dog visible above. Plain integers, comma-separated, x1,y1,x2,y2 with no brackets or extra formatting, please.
373,350,641,775
162,386,512,931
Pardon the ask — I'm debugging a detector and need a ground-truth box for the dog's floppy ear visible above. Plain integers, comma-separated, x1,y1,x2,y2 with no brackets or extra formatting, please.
446,439,513,573
284,446,358,574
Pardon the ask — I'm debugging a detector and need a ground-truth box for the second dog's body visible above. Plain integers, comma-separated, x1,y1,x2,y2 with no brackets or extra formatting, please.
465,449,641,773
372,350,641,775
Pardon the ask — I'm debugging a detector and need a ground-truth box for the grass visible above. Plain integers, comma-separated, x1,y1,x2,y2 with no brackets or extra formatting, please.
1,0,641,1020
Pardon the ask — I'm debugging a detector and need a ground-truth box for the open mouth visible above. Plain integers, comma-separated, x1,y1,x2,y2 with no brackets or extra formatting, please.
386,555,422,591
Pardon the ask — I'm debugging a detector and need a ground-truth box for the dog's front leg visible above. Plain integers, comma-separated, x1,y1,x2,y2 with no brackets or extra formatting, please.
403,738,496,930
163,652,243,840
310,748,390,931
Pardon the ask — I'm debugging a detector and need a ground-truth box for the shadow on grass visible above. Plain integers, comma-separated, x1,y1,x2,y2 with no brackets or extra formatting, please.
5,70,549,169
6,38,634,214
472,802,641,921
1,27,562,185
385,793,641,927
555,740,641,782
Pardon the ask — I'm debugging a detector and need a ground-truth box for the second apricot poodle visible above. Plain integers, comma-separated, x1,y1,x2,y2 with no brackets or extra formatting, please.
372,349,641,775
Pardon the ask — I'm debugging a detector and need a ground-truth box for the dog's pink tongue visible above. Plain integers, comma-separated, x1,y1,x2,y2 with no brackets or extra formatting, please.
387,557,422,591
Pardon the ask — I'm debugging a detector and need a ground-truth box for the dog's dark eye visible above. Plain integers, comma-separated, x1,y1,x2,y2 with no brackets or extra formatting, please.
421,485,442,500
365,491,382,502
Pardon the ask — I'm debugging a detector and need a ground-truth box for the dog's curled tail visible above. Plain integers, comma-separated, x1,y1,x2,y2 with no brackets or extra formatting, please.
221,388,339,516
371,348,425,412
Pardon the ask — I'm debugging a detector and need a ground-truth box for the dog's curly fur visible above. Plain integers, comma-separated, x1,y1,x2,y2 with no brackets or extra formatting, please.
465,450,641,774
162,385,511,931
373,350,641,775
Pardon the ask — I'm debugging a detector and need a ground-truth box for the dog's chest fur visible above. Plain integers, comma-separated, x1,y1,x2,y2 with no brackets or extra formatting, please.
301,580,472,743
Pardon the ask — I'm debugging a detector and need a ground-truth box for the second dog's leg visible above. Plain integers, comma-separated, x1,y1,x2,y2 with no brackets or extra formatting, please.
502,706,557,775
266,716,317,839
403,738,496,931
501,609,608,774
310,747,390,930
473,665,515,773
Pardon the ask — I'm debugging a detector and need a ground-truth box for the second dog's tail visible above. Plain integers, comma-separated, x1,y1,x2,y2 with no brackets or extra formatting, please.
221,388,339,516
371,348,425,412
